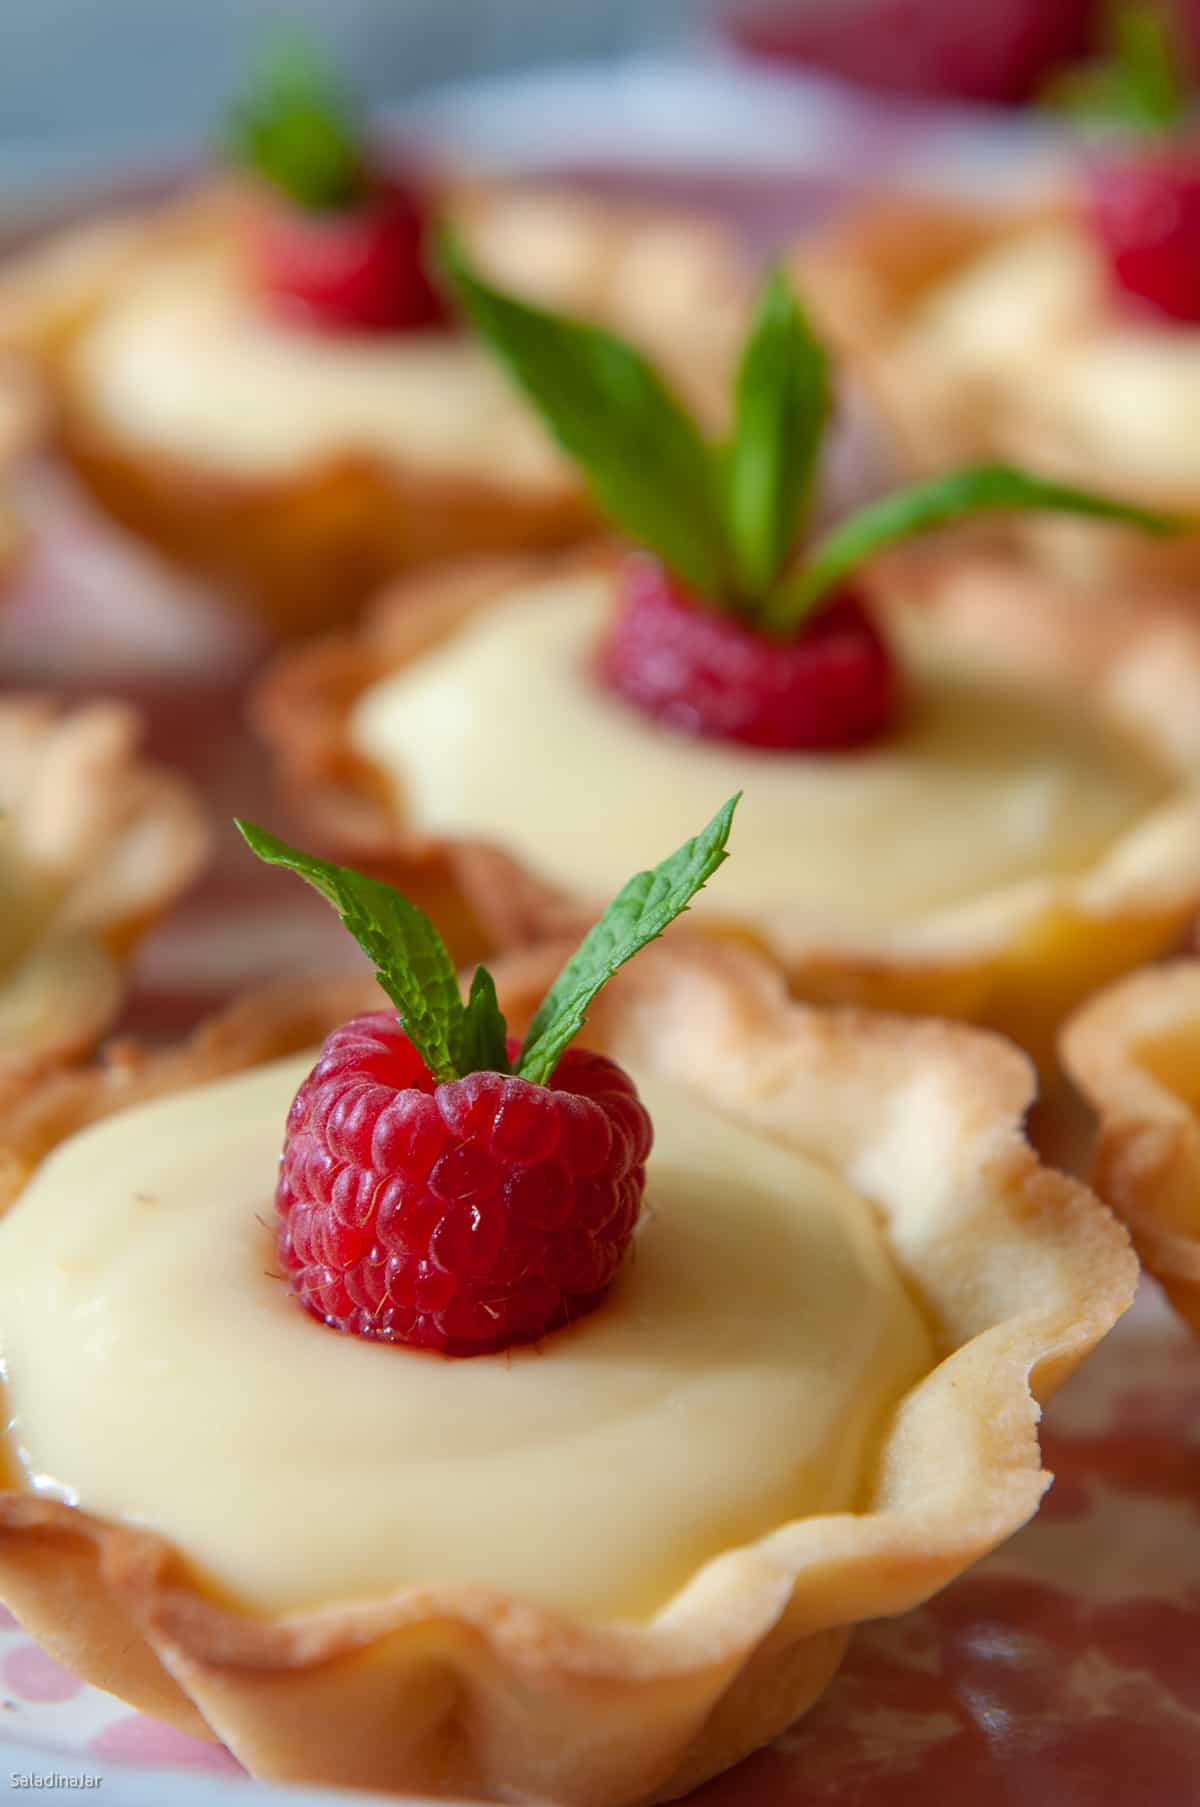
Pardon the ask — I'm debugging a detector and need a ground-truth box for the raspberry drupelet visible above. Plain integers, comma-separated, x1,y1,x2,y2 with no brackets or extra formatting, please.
278,1018,650,1355
239,796,738,1358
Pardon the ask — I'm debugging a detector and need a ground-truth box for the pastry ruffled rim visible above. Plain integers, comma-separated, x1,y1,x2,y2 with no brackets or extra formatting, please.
795,189,1200,576
0,940,1135,1801
0,693,209,1087
0,181,747,632
252,547,1200,1019
1062,957,1200,1332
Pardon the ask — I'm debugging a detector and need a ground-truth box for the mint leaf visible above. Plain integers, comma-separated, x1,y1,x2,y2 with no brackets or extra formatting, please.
1109,0,1189,127
226,37,364,211
763,464,1183,634
235,821,463,1082
459,966,511,1077
726,268,831,600
1042,2,1188,132
517,796,740,1088
438,232,731,602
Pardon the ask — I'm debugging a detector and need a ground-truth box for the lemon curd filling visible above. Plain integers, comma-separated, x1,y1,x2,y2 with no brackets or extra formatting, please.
349,572,1168,943
0,1052,930,1623
901,221,1200,491
73,247,570,489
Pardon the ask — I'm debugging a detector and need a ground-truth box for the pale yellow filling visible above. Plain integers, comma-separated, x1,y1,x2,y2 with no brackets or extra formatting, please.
348,571,1167,945
0,1052,930,1623
73,246,570,488
901,221,1200,492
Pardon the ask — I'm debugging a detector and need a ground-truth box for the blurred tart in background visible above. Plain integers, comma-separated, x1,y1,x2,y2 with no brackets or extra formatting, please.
0,45,750,636
256,255,1196,1066
1063,957,1200,1332
0,695,209,1086
0,819,1135,1801
0,356,43,589
798,4,1200,593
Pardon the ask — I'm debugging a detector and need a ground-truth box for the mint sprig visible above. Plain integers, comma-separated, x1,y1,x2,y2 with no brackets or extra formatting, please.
236,822,464,1079
761,465,1182,634
439,232,730,601
226,38,365,211
1043,2,1189,133
726,270,831,602
237,796,738,1085
517,794,740,1087
459,966,511,1076
440,241,1181,637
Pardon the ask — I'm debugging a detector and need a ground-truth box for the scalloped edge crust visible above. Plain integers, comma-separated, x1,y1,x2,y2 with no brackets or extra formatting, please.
252,547,1200,1063
0,694,210,1088
0,940,1135,1803
0,181,748,636
793,193,1200,591
1062,957,1200,1332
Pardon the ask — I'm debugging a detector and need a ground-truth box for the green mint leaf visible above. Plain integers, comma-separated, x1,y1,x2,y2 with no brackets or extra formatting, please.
1111,0,1190,128
438,231,731,602
235,821,463,1082
726,268,832,600
1041,2,1188,131
763,464,1183,633
458,966,511,1077
517,795,740,1088
225,37,364,211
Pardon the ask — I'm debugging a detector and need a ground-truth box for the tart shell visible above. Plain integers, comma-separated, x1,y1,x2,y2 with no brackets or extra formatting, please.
795,195,1200,591
1061,958,1200,1332
253,548,1200,1065
0,694,209,1087
0,184,747,637
0,942,1135,1803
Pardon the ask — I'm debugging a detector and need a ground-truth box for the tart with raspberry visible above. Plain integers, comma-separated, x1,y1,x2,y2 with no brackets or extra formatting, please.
0,809,1134,1801
0,47,749,636
1063,958,1200,1333
0,694,208,1086
256,254,1194,1065
798,13,1200,589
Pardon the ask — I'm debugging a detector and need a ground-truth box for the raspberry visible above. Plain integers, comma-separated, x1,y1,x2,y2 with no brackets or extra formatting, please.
248,174,450,334
277,1013,652,1356
724,0,1095,107
1087,148,1200,324
598,553,899,752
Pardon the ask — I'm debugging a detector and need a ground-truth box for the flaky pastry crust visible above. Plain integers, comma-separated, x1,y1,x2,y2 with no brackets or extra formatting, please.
795,194,1200,590
0,695,209,1085
0,940,1134,1802
254,547,1200,1064
1062,958,1200,1332
0,181,749,635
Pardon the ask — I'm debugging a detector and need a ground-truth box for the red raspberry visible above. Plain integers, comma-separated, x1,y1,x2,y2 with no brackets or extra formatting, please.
723,0,1095,107
247,174,450,334
276,1011,652,1356
1087,148,1200,324
598,553,899,752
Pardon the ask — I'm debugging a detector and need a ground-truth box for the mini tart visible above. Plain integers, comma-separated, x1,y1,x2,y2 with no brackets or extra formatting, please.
0,181,749,636
0,695,209,1084
0,940,1134,1804
796,193,1200,589
0,354,45,587
1062,958,1200,1332
254,548,1200,1066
